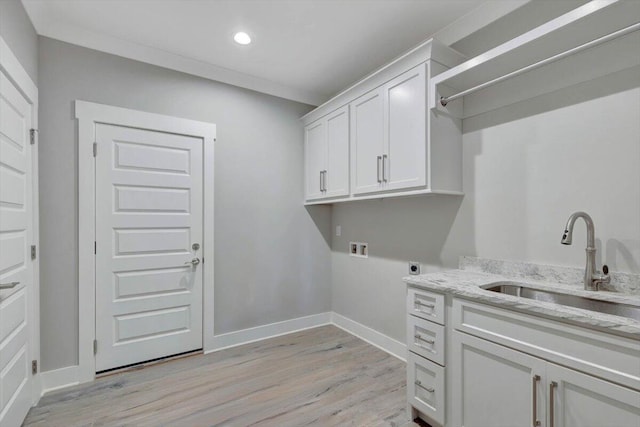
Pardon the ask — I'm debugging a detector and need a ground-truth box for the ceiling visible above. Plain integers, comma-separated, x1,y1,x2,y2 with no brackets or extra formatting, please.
23,0,496,105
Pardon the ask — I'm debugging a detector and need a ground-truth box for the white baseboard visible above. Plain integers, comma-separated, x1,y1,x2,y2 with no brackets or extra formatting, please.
206,312,332,353
40,365,80,396
40,311,404,397
331,312,407,362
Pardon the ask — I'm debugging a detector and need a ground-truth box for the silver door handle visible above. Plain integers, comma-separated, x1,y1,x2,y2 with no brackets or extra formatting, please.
377,156,382,183
382,154,388,182
532,375,541,427
549,381,558,427
0,281,20,290
414,380,434,393
184,258,200,267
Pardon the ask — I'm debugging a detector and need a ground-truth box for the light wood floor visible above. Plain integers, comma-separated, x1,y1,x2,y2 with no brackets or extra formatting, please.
24,325,415,427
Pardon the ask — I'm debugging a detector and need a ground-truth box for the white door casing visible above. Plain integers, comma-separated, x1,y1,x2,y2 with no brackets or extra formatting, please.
94,124,204,372
76,101,215,383
0,36,39,427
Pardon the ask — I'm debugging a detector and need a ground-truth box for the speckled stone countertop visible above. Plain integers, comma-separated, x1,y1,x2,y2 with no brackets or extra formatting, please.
403,257,640,338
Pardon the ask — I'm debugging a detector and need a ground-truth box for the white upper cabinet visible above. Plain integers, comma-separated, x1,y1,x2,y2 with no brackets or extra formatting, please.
304,106,350,201
304,121,326,200
351,89,384,195
383,64,426,192
302,38,466,204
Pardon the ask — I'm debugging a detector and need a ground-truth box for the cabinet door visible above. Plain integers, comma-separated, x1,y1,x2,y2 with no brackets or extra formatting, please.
547,363,640,427
350,89,384,195
325,106,349,198
304,120,326,200
452,331,547,427
383,64,426,191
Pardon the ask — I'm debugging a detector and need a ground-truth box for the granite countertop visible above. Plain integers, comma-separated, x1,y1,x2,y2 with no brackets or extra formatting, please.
403,258,640,338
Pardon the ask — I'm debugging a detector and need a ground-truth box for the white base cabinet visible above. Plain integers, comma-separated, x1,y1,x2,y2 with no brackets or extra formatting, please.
406,286,640,427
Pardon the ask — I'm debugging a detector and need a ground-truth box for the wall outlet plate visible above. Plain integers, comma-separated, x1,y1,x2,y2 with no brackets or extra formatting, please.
349,242,368,258
409,261,420,275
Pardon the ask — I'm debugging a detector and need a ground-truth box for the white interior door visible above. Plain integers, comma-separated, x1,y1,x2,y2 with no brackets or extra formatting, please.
0,70,34,426
95,123,204,372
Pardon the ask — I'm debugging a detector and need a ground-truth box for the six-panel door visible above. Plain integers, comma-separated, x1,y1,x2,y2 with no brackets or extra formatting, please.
94,123,204,372
0,69,34,427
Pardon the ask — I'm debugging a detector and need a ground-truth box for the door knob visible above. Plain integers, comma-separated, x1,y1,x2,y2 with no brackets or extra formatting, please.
184,258,200,267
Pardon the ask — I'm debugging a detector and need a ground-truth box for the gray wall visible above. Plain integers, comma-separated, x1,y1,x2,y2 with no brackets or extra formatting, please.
38,37,331,371
0,0,38,84
331,67,640,343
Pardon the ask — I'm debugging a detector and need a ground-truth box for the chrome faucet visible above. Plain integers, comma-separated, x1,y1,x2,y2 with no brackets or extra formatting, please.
561,211,610,291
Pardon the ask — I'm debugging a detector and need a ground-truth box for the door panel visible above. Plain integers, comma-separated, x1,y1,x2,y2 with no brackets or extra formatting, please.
304,121,326,200
325,106,349,198
351,89,384,195
548,363,640,427
95,124,203,372
0,70,33,427
452,331,547,427
384,64,426,191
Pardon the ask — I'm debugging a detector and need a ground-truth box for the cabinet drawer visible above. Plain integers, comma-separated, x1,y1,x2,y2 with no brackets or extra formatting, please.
407,351,445,427
408,315,445,365
407,287,445,325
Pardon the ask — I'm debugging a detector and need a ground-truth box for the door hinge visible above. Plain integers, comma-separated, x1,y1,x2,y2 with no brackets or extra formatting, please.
93,339,98,355
93,142,97,157
30,129,38,145
31,245,37,260
32,360,37,375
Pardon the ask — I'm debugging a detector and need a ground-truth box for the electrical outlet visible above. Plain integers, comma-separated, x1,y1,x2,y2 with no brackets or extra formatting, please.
409,261,420,275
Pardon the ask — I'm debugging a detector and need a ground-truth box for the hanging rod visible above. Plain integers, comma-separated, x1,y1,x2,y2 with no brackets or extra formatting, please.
440,21,640,107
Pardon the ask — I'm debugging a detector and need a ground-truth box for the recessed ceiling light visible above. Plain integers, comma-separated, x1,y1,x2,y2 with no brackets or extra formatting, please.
234,32,251,45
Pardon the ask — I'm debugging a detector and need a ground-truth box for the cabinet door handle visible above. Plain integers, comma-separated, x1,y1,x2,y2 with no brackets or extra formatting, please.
414,380,434,393
377,156,382,183
414,334,435,344
382,154,388,182
532,375,541,427
549,381,558,427
319,171,323,192
323,170,327,191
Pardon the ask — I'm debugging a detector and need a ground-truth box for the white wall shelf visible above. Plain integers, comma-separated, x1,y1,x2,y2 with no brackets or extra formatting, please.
430,0,640,119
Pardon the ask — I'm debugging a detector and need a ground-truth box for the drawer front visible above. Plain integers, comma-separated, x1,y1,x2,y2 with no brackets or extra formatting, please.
408,314,445,365
407,351,445,427
453,298,640,390
407,287,445,325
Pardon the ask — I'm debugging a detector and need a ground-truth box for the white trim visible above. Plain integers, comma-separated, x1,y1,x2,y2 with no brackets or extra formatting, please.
0,35,41,405
331,312,407,362
75,101,216,384
40,366,80,396
206,312,332,353
21,6,324,106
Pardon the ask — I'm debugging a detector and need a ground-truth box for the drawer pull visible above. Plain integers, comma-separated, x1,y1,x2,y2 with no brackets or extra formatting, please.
532,375,541,427
415,334,435,344
415,300,435,308
415,380,434,393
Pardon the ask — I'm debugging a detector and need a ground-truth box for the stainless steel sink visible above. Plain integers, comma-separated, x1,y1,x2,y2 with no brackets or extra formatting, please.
482,281,640,321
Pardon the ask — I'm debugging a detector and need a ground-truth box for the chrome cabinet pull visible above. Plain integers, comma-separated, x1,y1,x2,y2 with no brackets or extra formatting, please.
322,170,327,191
184,258,200,267
415,380,434,393
319,171,323,192
532,375,541,427
549,381,558,427
414,334,435,344
382,154,388,182
377,156,382,183
0,281,20,290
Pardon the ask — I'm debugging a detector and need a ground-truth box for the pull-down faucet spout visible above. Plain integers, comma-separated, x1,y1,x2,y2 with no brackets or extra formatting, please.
561,212,610,291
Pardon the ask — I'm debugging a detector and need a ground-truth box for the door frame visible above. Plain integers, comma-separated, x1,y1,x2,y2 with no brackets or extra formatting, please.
0,35,40,403
75,101,215,384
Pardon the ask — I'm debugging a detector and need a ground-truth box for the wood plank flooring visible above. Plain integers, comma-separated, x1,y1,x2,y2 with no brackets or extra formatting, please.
24,325,413,427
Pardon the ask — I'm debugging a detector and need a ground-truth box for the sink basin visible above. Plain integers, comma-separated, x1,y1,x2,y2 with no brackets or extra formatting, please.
482,282,640,321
